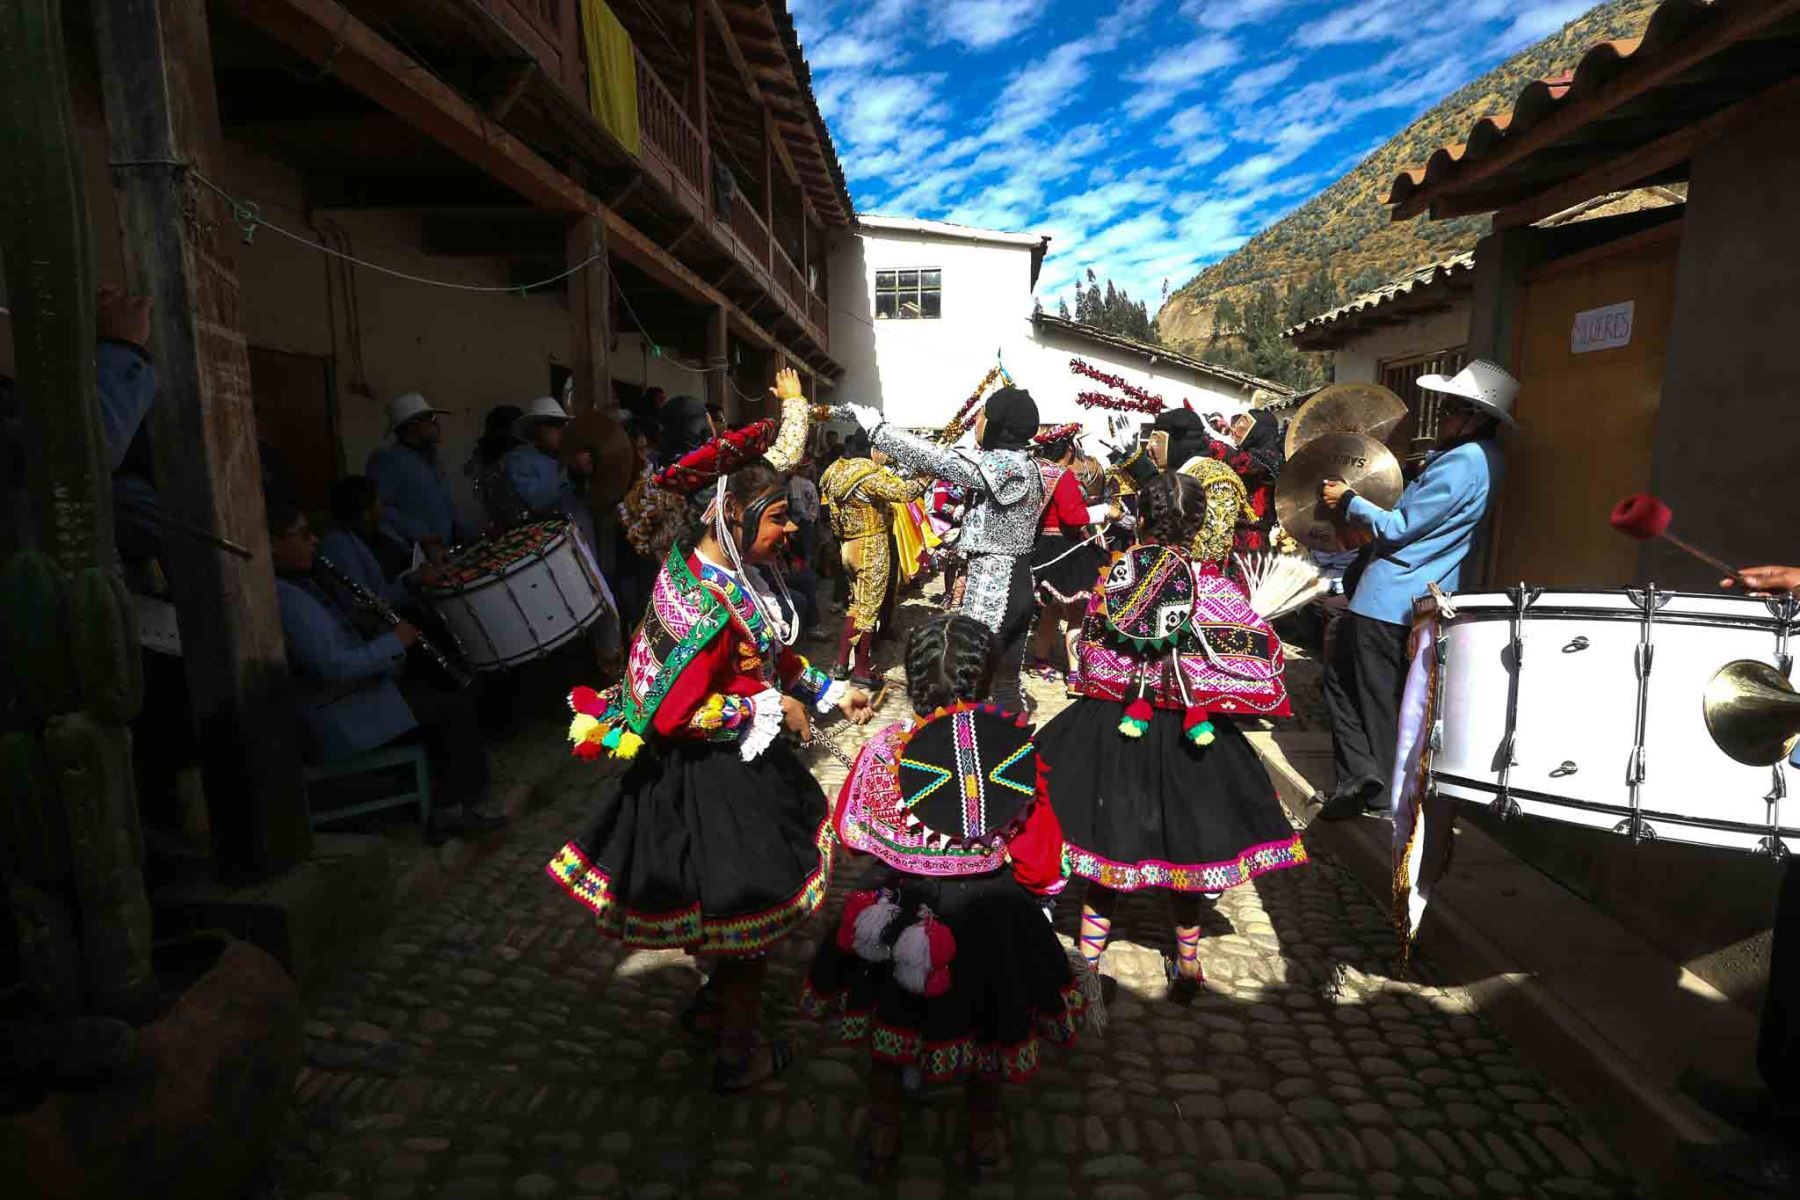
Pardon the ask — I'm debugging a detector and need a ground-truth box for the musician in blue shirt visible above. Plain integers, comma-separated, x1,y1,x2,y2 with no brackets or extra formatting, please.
318,475,412,607
270,501,501,843
1314,360,1516,821
366,392,474,556
501,394,596,549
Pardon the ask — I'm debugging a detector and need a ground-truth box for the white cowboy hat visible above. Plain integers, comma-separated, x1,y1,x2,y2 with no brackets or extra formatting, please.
512,394,570,439
386,391,447,432
1417,359,1519,426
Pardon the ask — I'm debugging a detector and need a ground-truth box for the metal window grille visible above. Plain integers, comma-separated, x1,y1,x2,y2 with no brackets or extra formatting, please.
1380,346,1468,461
874,268,942,320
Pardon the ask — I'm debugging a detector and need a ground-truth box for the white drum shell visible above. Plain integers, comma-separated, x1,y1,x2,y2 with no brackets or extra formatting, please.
424,526,605,670
1432,589,1800,856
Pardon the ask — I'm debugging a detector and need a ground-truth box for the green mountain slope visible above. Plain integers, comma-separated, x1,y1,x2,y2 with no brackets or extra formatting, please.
1155,0,1663,376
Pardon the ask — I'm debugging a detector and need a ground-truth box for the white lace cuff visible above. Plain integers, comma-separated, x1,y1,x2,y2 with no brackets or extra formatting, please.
815,678,850,714
739,688,785,761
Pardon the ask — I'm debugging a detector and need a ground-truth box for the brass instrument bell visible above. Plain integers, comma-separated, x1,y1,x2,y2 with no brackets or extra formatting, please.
1704,660,1800,766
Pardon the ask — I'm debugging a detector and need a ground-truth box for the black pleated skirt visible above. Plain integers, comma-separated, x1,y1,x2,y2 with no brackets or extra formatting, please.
1032,531,1107,602
1034,699,1308,892
546,738,832,955
801,869,1085,1083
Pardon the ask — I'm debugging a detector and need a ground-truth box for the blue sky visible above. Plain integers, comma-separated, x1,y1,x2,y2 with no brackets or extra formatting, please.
790,0,1604,311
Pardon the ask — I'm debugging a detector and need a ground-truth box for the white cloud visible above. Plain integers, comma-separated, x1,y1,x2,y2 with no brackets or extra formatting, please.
934,0,1047,49
1123,37,1240,119
1224,58,1298,105
1182,0,1299,32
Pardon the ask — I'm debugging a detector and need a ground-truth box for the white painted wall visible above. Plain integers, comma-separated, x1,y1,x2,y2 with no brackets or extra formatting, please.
827,224,1261,448
1330,304,1471,383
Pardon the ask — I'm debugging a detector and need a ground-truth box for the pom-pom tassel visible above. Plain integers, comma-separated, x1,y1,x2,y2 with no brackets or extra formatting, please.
923,919,957,997
852,890,900,962
1183,704,1216,747
1118,696,1153,739
836,890,879,952
614,730,644,759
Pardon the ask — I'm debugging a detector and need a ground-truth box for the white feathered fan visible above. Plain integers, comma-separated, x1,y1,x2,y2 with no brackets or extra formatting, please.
1235,551,1328,620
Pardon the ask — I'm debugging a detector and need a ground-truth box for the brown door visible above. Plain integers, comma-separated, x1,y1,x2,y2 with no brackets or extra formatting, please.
247,347,338,511
1490,223,1681,586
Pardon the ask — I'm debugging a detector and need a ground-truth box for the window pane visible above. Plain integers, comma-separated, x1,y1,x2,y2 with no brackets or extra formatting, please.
922,269,941,288
898,295,923,319
898,270,920,289
920,290,941,319
876,270,895,289
875,292,897,319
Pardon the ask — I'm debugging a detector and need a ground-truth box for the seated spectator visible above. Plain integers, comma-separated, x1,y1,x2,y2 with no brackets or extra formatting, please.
270,501,503,843
319,475,414,606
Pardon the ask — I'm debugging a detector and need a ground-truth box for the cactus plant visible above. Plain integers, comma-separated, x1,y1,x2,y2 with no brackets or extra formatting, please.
0,0,156,1021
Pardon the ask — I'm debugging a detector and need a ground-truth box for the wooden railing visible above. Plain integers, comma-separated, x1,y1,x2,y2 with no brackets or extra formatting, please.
728,191,772,275
633,46,707,208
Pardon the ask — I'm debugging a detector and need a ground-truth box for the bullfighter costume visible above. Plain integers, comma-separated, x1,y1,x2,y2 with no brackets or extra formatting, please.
820,455,927,686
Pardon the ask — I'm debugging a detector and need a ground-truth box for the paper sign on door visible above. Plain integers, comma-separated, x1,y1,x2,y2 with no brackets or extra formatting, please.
1571,301,1634,354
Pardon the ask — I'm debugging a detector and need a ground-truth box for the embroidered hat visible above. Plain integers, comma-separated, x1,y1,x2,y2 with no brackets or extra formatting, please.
651,418,780,495
1032,422,1083,446
1100,544,1197,651
890,704,1042,854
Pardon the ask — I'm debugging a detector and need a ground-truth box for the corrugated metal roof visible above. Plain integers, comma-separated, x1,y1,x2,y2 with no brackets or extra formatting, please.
1032,313,1294,398
1386,0,1800,221
1283,253,1475,347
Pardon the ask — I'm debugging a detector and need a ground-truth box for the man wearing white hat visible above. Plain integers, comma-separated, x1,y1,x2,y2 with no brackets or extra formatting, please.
501,395,590,544
366,391,473,556
1315,358,1516,821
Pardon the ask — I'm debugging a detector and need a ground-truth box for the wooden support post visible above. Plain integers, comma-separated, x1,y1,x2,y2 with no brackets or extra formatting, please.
763,112,775,272
565,214,612,414
691,0,708,207
93,0,311,880
705,302,730,424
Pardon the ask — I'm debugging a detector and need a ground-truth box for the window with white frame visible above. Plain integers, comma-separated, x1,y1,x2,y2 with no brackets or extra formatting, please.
874,268,941,319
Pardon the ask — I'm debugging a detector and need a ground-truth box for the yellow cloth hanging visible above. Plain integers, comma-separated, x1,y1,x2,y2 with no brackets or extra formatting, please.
581,0,640,156
889,499,942,583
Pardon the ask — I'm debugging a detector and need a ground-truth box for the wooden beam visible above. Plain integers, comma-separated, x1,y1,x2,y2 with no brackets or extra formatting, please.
566,215,612,414
479,59,539,122
1396,0,1800,220
221,0,595,215
1494,72,1800,229
705,0,817,227
93,0,311,879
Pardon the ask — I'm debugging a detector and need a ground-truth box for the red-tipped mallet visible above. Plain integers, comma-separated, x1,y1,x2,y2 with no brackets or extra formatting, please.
1610,494,1742,583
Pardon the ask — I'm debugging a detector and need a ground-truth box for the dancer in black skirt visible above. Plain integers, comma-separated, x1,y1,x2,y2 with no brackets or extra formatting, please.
1028,423,1116,682
803,614,1088,1180
547,369,873,1092
1036,471,1306,998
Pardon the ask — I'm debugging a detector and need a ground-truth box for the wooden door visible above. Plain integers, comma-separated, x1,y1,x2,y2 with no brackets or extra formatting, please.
247,347,338,511
1490,223,1681,587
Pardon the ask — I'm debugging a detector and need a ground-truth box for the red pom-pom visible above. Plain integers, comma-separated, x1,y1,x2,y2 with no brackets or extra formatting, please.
1610,494,1671,541
837,890,878,952
1125,697,1154,725
922,920,957,998
571,739,602,760
569,685,604,716
1183,704,1210,732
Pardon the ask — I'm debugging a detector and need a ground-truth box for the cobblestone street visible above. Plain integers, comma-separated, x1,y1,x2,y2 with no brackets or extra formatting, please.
266,602,1642,1200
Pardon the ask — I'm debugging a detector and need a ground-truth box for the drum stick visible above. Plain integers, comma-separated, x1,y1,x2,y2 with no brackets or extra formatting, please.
1609,493,1743,584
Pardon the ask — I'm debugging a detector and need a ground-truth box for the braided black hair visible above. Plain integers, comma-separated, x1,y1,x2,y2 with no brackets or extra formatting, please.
1136,472,1208,550
904,613,997,715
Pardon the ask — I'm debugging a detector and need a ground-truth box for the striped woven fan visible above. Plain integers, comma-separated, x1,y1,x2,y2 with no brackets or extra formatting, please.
1235,551,1328,621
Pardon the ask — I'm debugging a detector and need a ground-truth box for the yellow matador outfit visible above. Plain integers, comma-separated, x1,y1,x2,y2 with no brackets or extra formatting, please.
821,456,925,679
1177,456,1254,572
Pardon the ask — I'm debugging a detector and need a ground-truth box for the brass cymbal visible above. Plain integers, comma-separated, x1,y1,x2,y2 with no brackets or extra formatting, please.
1275,432,1404,553
561,411,637,511
1283,382,1408,458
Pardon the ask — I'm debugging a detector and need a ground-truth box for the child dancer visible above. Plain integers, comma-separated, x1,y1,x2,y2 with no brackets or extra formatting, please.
803,614,1087,1180
1036,471,1306,998
547,370,873,1092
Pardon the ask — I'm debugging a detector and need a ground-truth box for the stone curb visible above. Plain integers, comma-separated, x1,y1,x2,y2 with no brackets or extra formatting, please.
1248,731,1749,1199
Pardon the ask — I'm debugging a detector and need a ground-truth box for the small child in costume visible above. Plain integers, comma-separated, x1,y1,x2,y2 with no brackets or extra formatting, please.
1036,471,1307,998
802,613,1089,1180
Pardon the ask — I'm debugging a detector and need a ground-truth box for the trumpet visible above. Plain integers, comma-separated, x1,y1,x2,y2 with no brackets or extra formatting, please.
315,553,473,689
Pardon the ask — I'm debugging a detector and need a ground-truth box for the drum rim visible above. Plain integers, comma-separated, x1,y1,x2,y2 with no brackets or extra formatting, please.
1430,770,1800,842
420,520,573,596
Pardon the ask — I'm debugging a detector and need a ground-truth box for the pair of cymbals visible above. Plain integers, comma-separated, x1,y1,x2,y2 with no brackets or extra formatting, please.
1275,382,1408,552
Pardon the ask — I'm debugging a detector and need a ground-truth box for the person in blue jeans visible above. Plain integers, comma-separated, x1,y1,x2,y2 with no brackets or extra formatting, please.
1315,359,1516,821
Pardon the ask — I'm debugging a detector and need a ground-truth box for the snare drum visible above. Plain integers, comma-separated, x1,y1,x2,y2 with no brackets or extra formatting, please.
1431,588,1800,857
421,521,607,670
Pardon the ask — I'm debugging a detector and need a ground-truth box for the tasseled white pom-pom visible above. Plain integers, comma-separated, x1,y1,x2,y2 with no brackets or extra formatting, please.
892,916,933,995
852,891,900,962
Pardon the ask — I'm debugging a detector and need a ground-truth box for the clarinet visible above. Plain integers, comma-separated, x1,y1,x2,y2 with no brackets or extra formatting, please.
314,553,473,689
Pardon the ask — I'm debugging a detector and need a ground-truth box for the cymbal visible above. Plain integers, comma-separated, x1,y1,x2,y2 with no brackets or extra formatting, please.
1284,382,1408,458
1275,432,1404,553
561,411,637,511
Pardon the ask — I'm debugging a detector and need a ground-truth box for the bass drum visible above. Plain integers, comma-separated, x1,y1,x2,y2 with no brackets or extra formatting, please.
1431,588,1800,856
420,520,607,670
